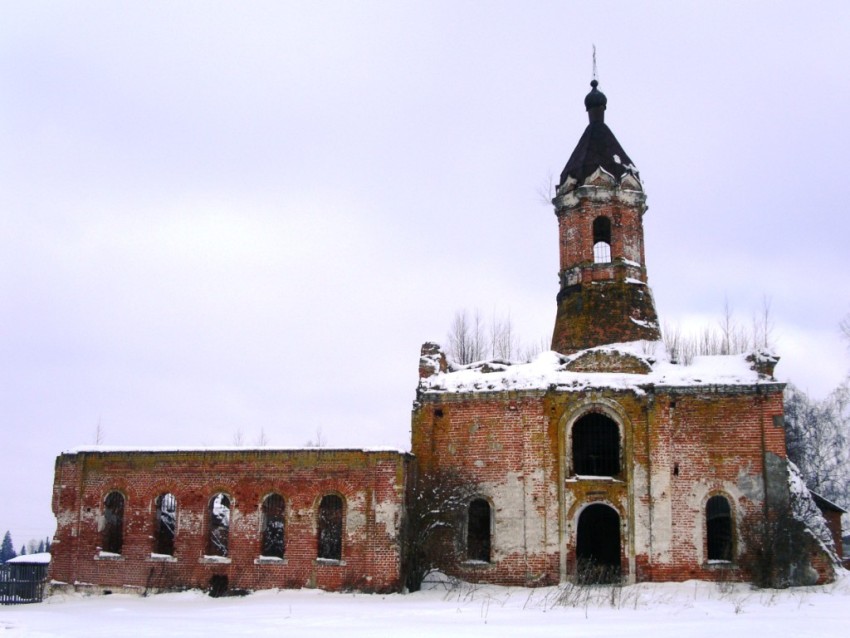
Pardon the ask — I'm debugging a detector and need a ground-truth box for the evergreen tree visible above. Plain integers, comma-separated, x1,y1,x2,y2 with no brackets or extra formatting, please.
19,544,26,556
0,531,15,563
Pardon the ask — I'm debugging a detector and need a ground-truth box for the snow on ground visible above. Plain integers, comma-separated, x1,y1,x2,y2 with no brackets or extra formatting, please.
2,573,848,637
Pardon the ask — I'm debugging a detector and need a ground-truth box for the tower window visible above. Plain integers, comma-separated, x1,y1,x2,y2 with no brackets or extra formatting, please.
261,493,286,558
706,495,733,561
592,216,612,263
317,494,344,561
572,412,620,476
154,493,177,555
467,498,491,563
206,493,231,557
102,491,125,554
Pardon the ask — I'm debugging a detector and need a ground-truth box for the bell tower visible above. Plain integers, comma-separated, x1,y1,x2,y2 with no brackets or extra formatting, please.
551,81,660,355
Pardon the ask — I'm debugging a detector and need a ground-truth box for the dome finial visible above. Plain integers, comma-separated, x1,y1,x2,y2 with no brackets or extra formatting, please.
592,44,598,83
585,45,606,122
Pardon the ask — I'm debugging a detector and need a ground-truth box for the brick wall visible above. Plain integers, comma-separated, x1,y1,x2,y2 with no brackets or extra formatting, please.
412,382,789,585
51,449,411,593
551,189,660,354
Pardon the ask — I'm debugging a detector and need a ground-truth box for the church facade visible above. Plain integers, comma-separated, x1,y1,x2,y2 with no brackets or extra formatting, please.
51,81,822,593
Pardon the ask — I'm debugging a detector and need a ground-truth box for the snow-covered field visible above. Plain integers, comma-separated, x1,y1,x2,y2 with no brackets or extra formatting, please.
2,573,848,637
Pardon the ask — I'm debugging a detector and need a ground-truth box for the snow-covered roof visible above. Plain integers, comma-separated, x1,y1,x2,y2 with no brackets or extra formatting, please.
811,491,848,514
62,446,410,456
7,552,51,564
419,341,781,396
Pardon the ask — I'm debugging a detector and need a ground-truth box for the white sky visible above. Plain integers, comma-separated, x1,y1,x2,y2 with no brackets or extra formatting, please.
1,2,849,544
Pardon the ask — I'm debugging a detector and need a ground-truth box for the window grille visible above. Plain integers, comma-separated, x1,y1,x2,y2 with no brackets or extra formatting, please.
572,413,620,476
593,241,611,263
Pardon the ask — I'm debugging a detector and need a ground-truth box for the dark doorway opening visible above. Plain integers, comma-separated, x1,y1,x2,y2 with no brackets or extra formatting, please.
706,495,733,561
576,503,621,583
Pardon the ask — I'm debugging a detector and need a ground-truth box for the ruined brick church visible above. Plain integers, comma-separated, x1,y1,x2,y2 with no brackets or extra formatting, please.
51,81,804,593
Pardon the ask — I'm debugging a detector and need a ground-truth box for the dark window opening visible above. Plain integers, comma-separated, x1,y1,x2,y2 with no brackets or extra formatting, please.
209,574,228,597
673,463,680,476
576,503,621,583
206,493,231,557
318,495,343,560
154,493,177,555
102,491,125,554
706,495,733,561
261,493,285,558
592,216,612,264
467,498,491,563
572,413,620,476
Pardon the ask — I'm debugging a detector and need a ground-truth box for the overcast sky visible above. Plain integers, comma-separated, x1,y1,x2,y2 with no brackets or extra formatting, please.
2,2,849,545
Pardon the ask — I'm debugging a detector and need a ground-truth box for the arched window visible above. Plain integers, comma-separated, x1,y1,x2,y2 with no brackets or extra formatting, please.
592,216,612,263
467,498,491,563
572,412,620,476
261,493,285,558
706,495,733,561
206,493,231,557
102,491,125,554
317,495,343,561
154,493,177,556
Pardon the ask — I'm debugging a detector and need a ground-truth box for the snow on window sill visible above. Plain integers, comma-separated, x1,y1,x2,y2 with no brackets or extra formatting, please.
147,553,177,563
704,560,736,568
314,558,346,566
565,475,623,483
199,555,231,564
94,551,123,561
254,556,288,565
462,560,493,568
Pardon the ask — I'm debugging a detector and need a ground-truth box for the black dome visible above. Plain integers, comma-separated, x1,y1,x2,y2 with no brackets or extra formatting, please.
584,79,607,111
559,82,638,189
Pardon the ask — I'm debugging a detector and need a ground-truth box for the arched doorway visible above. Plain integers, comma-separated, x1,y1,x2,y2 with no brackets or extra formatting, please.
576,503,621,583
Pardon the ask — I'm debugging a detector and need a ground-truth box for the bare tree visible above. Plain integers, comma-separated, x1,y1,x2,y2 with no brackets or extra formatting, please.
447,309,486,364
93,418,105,445
447,307,547,365
785,383,850,505
304,426,326,448
255,427,269,448
536,171,556,206
521,336,549,363
402,469,480,592
490,308,515,360
752,296,775,349
663,298,775,365
739,501,817,588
